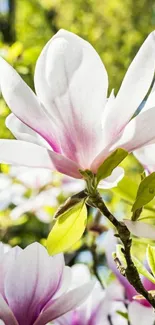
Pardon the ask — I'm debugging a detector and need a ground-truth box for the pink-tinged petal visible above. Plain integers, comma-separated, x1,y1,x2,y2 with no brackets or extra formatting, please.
0,140,81,178
0,56,61,152
0,246,21,298
111,106,155,153
128,301,155,325
143,276,155,292
6,113,50,149
34,281,95,325
0,295,18,325
4,243,64,325
34,29,108,169
102,31,155,145
141,277,155,307
52,266,72,300
124,220,155,239
98,167,124,189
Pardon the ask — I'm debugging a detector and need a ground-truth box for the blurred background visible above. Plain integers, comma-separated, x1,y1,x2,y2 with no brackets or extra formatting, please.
0,0,155,277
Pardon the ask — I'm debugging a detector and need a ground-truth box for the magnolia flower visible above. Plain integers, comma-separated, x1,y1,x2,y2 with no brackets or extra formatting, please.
0,242,94,325
0,30,155,184
54,264,127,325
104,230,155,325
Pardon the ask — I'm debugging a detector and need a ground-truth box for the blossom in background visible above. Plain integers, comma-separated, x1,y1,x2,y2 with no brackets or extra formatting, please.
54,264,127,325
0,31,154,185
104,230,155,325
0,242,94,325
0,167,85,222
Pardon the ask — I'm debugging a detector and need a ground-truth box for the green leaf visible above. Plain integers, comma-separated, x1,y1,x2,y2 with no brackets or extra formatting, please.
132,172,155,212
112,176,138,203
96,148,128,183
146,245,155,277
116,311,129,320
132,255,155,284
47,200,87,255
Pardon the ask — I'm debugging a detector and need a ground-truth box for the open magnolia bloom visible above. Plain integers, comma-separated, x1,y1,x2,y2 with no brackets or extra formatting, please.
0,30,155,184
0,243,94,325
54,264,127,325
53,264,155,325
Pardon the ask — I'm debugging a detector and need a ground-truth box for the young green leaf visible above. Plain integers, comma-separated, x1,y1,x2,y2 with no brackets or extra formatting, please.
96,148,128,183
47,200,87,255
112,176,138,203
132,172,155,212
146,245,155,277
116,311,129,320
132,255,155,284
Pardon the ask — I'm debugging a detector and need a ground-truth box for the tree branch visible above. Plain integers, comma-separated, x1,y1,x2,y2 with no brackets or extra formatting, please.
87,189,155,308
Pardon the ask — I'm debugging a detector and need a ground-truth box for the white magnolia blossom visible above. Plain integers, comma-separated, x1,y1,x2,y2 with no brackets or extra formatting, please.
54,264,127,325
0,30,155,187
54,263,155,325
0,243,94,325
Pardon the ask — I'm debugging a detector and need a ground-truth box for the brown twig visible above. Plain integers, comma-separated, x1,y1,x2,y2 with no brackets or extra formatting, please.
87,189,155,308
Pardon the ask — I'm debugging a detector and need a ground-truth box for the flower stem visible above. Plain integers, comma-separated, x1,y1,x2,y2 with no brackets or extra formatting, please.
87,189,155,308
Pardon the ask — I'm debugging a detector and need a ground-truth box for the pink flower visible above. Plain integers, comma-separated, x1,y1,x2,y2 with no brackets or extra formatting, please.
54,264,127,325
0,243,94,325
0,30,155,181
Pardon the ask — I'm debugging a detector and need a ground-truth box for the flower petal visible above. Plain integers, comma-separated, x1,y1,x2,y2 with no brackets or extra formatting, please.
34,29,108,168
0,246,21,298
102,31,155,145
111,106,155,152
0,295,18,325
4,243,64,325
0,56,61,152
34,281,95,325
98,167,124,189
6,113,50,149
52,266,72,300
0,140,81,178
128,301,155,325
124,220,155,239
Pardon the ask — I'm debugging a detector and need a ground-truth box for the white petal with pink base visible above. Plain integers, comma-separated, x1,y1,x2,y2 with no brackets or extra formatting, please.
0,243,94,325
0,30,155,186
